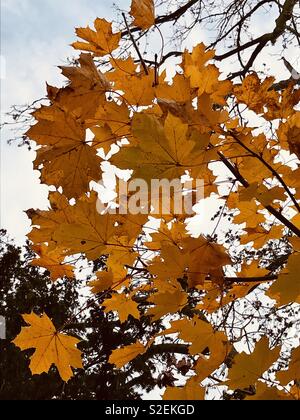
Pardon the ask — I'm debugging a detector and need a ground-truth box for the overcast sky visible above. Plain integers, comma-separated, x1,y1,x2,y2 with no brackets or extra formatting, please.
0,0,129,243
1,0,297,244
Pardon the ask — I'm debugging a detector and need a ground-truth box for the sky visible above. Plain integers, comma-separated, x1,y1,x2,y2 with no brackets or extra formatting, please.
0,0,130,242
1,0,299,401
0,0,298,244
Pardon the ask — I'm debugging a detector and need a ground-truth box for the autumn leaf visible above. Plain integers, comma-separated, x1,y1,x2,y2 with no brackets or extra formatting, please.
240,225,283,249
162,317,227,356
53,193,133,264
239,183,287,207
195,345,230,382
290,384,300,400
50,53,110,121
196,287,222,313
72,18,121,56
289,237,300,252
130,0,155,30
183,43,215,88
90,99,131,152
234,200,265,229
92,99,131,138
31,244,74,282
13,313,82,382
164,377,205,400
265,85,300,120
106,57,155,106
267,254,300,305
287,112,300,159
27,106,102,199
109,341,147,368
147,286,188,321
111,113,212,182
148,244,187,283
91,125,117,155
239,261,269,278
228,338,280,389
15,1,300,397
89,270,115,294
156,73,193,104
145,220,188,250
184,57,231,105
233,74,279,115
181,237,231,286
277,345,300,385
103,292,140,323
246,382,293,400
26,192,75,246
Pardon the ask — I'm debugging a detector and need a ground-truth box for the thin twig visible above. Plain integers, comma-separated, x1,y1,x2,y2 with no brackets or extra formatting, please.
122,12,149,75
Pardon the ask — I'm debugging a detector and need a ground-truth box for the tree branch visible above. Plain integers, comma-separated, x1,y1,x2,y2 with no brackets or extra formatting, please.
228,130,300,213
215,0,298,76
121,0,199,37
215,142,300,237
224,275,278,285
122,13,149,75
208,0,276,49
146,343,190,357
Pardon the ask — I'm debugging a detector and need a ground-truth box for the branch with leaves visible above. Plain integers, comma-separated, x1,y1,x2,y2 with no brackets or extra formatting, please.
7,0,300,401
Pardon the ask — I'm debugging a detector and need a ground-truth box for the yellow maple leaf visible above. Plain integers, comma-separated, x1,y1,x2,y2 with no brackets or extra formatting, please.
182,237,231,286
89,270,115,294
290,384,300,400
287,112,300,159
89,99,131,154
246,382,293,400
103,293,140,323
53,193,132,263
27,106,102,199
267,254,300,305
183,44,215,88
130,0,155,30
109,341,147,368
26,192,75,247
265,85,300,120
195,344,230,382
51,53,110,121
239,183,287,207
197,287,222,313
92,99,131,138
149,244,187,282
277,345,300,386
72,18,121,56
31,244,74,282
234,200,265,229
289,237,300,252
147,287,188,321
234,74,279,115
111,113,211,182
228,337,280,389
164,377,205,400
107,59,155,106
156,73,192,104
145,221,188,250
162,317,227,356
13,313,82,382
91,125,117,155
239,261,269,278
240,225,283,249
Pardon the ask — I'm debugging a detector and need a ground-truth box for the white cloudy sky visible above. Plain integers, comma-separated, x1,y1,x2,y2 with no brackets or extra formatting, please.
0,0,131,243
1,0,298,244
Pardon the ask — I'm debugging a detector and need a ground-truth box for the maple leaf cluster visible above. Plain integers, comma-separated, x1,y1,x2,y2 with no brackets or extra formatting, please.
12,0,300,400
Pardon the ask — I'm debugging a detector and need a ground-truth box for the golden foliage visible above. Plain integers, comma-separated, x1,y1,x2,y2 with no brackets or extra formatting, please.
12,1,300,399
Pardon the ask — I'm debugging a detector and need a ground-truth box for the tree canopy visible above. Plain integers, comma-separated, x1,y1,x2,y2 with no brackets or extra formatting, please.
3,0,300,400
